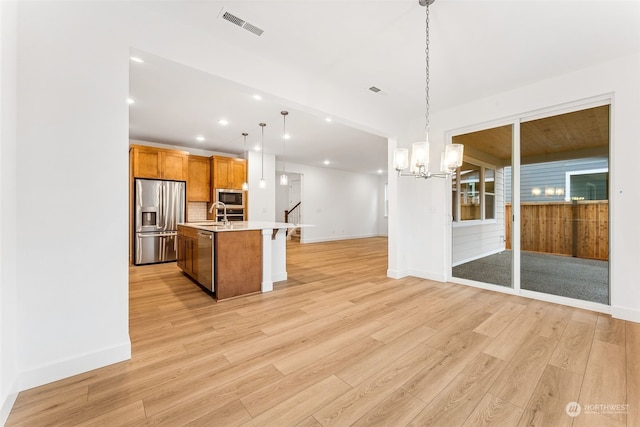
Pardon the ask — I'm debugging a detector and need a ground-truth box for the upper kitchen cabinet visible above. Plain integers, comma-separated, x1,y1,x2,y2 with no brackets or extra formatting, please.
211,156,247,190
130,145,188,181
187,155,211,202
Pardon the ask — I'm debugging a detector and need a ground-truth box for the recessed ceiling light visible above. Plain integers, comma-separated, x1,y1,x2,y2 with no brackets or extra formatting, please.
254,145,261,151
218,119,229,126
325,117,332,123
196,135,205,142
130,56,144,63
323,160,330,165
127,98,135,104
253,94,262,101
284,134,291,140
377,169,383,174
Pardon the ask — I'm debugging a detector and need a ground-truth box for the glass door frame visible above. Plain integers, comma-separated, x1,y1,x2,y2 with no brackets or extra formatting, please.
447,94,612,311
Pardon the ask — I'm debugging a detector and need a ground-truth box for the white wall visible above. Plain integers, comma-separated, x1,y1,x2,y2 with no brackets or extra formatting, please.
394,52,640,322
1,1,19,422
247,150,276,221
377,175,388,237
281,162,381,243
274,172,301,223
15,1,132,392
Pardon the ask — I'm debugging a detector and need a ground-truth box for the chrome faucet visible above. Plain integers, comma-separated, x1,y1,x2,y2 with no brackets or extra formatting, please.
209,201,228,225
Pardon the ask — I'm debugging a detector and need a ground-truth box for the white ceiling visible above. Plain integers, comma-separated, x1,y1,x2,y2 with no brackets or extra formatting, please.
128,0,640,175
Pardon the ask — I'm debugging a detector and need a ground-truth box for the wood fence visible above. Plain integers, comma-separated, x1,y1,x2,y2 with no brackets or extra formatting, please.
505,201,608,260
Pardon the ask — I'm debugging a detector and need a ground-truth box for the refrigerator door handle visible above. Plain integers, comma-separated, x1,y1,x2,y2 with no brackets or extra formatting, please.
138,232,177,238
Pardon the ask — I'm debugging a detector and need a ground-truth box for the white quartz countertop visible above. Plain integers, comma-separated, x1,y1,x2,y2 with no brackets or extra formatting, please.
179,221,310,232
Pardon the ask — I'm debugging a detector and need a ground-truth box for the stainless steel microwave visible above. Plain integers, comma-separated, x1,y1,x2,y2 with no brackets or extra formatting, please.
215,189,245,208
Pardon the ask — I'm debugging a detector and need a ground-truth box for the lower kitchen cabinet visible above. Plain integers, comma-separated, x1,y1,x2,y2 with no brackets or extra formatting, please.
177,225,262,300
176,227,197,277
214,230,262,300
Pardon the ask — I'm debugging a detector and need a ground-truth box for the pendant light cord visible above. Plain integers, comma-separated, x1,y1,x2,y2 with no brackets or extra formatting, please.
260,123,265,180
242,132,248,160
282,112,287,173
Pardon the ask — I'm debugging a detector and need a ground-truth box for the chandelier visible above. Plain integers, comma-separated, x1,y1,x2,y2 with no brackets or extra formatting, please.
393,0,463,179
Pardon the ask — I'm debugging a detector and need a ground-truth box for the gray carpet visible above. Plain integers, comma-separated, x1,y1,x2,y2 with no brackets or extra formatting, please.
452,250,609,304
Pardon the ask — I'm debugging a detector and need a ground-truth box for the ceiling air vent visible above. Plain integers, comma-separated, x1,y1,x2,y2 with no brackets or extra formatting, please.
243,22,264,36
369,86,382,93
222,11,245,27
220,9,264,36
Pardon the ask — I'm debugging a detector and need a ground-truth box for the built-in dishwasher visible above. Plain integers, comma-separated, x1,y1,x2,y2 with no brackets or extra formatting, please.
196,230,214,291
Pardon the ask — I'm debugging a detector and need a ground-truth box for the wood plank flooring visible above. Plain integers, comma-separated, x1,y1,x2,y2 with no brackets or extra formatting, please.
7,237,638,426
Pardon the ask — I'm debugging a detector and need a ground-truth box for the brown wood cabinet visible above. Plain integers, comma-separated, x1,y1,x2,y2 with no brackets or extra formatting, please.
211,156,247,190
176,225,198,277
187,155,211,202
177,226,262,301
215,230,262,300
130,145,188,180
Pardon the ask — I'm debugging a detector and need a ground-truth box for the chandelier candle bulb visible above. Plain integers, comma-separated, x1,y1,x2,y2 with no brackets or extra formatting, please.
393,148,409,172
442,144,464,173
410,141,429,174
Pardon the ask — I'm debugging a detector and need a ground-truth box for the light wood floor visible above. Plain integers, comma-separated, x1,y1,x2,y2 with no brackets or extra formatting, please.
7,237,639,426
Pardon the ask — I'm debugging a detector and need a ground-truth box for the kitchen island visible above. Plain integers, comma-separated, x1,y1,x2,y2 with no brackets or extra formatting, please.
177,221,295,300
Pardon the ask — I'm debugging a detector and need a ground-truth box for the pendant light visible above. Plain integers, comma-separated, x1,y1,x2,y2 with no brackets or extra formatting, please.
259,123,266,189
279,111,289,186
393,0,463,179
241,132,249,191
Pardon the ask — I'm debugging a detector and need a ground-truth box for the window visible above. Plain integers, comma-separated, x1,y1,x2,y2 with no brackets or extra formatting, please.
565,168,608,201
453,160,496,222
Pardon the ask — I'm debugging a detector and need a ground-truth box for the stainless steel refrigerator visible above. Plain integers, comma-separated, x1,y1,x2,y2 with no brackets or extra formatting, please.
134,178,186,265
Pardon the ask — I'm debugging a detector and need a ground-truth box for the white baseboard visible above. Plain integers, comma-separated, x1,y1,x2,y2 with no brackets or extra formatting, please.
1,390,18,426
261,280,274,293
17,340,131,392
302,233,379,244
612,305,640,323
408,268,446,283
272,272,287,282
386,269,407,279
452,247,506,267
388,269,445,282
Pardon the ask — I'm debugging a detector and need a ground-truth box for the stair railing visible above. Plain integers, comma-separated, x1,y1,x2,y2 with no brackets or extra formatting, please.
284,201,301,225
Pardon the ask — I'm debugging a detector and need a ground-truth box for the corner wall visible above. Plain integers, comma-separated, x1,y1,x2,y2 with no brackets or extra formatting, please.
0,1,19,423
15,1,132,392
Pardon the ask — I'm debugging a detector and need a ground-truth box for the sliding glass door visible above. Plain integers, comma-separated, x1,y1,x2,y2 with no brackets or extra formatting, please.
451,124,513,288
451,104,610,305
519,106,609,304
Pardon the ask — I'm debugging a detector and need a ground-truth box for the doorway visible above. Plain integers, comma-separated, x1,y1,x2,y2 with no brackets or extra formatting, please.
275,172,303,242
451,103,610,305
